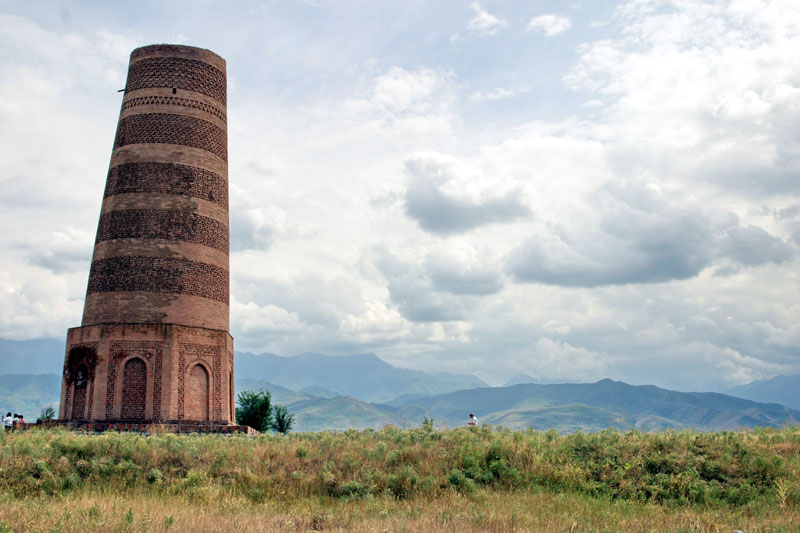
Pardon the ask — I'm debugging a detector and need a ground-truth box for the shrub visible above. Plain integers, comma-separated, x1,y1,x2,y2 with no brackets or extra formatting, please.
235,389,272,432
272,405,294,435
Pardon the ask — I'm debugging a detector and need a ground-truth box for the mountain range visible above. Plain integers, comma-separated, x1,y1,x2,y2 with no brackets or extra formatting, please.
726,374,800,411
1,338,799,432
236,351,487,403
0,338,64,375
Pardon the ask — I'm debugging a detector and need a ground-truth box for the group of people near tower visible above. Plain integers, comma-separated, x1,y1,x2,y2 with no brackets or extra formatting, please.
3,412,25,431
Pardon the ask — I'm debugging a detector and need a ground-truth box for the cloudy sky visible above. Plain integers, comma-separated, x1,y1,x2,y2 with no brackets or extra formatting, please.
1,0,798,391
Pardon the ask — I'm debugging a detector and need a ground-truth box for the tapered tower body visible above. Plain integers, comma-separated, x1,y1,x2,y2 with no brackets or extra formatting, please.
59,44,235,425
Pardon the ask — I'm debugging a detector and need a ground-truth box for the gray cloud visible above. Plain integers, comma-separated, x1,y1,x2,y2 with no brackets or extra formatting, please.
405,179,530,235
230,207,282,252
720,225,794,266
371,247,494,322
17,227,93,274
424,251,503,295
507,180,795,287
402,153,530,235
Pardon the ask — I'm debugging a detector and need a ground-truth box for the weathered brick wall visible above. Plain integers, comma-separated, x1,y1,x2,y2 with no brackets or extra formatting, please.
88,257,229,303
185,364,210,420
126,56,226,104
121,358,147,420
95,210,229,252
114,113,227,161
104,162,228,207
61,45,236,426
62,323,234,424
81,43,230,331
71,372,87,420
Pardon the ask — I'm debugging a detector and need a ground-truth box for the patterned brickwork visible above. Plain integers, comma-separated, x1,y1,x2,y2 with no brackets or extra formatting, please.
114,113,227,161
104,162,227,208
127,57,226,104
96,210,229,253
62,385,70,419
88,256,229,304
122,95,226,121
152,346,162,420
214,349,222,419
177,348,186,419
72,379,86,419
105,341,163,420
121,358,147,420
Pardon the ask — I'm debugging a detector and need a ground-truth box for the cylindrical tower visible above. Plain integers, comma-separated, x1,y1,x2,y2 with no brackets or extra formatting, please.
84,44,229,330
59,45,236,426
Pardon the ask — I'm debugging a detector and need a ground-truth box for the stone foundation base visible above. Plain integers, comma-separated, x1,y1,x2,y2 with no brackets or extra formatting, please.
60,323,235,424
41,420,257,435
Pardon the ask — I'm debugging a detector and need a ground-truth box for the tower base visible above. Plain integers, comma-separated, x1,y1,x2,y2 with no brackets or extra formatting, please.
59,323,235,424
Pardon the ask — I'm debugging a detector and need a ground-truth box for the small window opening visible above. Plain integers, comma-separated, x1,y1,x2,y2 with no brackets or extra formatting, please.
172,88,177,94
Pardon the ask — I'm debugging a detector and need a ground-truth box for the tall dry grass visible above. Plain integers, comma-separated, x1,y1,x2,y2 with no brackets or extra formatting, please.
0,425,799,531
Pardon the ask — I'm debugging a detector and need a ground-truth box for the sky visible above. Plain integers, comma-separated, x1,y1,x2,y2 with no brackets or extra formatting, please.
1,0,798,392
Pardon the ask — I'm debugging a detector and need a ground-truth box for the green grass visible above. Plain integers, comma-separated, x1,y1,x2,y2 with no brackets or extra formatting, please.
0,425,799,531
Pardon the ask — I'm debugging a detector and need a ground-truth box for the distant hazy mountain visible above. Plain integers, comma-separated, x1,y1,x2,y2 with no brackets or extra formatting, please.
0,338,64,374
503,374,541,387
726,375,800,411
234,379,300,404
402,379,800,432
286,396,414,431
0,374,61,419
235,351,487,403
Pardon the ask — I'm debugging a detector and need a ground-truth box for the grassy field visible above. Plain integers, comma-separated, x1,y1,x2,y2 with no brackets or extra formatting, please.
1,425,799,532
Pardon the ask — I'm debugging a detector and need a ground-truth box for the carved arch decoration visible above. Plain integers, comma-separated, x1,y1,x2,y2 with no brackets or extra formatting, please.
62,342,98,420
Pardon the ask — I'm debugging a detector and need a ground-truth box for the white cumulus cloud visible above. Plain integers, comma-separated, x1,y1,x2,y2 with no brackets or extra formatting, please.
527,14,572,36
467,3,508,36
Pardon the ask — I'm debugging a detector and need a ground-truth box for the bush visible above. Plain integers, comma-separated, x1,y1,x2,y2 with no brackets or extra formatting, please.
0,425,798,508
235,389,272,432
272,405,294,435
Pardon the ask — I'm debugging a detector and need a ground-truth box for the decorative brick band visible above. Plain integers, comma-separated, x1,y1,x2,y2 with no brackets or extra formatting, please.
104,162,227,208
126,57,226,104
122,95,226,122
114,113,227,162
96,210,229,253
88,256,229,304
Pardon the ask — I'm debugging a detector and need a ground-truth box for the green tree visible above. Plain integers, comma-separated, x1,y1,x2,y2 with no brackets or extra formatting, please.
235,389,272,432
40,406,56,422
271,405,295,435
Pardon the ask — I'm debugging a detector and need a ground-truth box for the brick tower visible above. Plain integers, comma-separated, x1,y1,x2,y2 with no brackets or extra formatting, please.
59,44,235,425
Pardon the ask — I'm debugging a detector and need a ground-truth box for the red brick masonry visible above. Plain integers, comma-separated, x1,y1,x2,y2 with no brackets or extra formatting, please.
35,421,258,435
114,113,228,161
104,162,228,207
59,44,235,427
61,323,235,424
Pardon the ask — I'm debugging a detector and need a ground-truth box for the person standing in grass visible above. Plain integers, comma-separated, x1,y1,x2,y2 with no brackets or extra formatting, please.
3,412,13,431
468,413,478,426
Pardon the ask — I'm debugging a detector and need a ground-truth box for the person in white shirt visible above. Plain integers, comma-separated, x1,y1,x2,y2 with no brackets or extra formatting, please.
3,412,13,431
468,413,478,426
